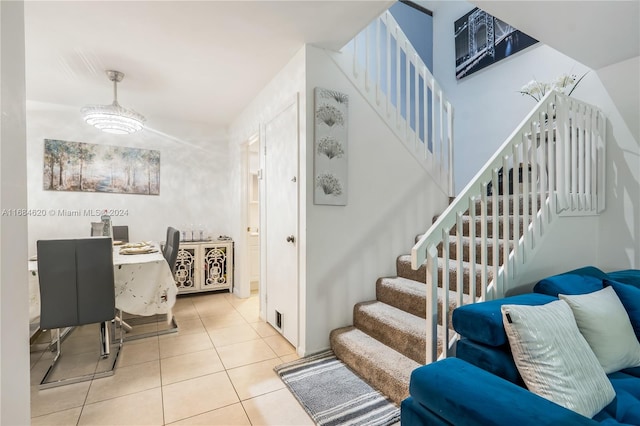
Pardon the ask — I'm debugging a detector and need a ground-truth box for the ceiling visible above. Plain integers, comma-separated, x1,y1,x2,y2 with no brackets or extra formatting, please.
24,1,393,133
472,1,640,71
25,1,639,140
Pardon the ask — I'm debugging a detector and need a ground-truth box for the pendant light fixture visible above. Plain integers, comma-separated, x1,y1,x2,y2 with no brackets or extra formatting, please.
81,70,145,135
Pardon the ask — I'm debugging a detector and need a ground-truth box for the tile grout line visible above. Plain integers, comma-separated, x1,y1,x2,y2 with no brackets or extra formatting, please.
227,291,271,425
32,291,300,425
223,292,255,425
158,329,167,425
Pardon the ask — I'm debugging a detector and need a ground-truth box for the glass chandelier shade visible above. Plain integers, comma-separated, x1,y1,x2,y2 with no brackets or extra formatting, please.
81,70,145,135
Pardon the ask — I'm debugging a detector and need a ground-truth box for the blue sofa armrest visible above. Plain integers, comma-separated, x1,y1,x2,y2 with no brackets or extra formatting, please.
533,266,608,296
405,358,599,426
455,338,523,385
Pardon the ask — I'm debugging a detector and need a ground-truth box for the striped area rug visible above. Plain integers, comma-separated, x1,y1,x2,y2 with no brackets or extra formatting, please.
274,350,400,426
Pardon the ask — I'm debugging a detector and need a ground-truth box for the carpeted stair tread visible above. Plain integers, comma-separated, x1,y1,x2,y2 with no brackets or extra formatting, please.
472,193,543,216
412,234,512,265
376,277,426,318
376,276,473,320
330,326,421,405
396,255,492,296
452,215,525,239
354,301,427,364
329,191,525,406
436,235,512,265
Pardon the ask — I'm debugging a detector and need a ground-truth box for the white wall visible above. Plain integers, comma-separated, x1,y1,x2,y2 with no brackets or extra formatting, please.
426,0,640,276
590,73,640,270
498,67,640,289
0,1,31,423
228,43,449,356
598,57,640,142
506,216,600,296
429,1,593,194
225,1,638,355
26,102,231,254
304,45,448,354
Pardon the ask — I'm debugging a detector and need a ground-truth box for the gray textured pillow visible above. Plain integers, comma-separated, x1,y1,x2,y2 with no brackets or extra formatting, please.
560,286,640,373
502,300,615,418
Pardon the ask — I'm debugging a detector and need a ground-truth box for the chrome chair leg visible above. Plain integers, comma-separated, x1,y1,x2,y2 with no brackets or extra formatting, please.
46,326,73,352
119,312,178,342
115,315,133,332
100,321,110,358
39,314,124,390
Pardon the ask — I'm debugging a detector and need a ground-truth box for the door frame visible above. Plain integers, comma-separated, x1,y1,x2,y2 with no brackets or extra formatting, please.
239,133,260,300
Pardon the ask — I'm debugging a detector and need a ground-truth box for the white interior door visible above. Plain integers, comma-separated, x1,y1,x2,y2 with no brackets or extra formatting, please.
264,97,299,347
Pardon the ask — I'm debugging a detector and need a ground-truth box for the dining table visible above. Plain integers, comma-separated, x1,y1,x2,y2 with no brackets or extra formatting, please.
28,241,178,331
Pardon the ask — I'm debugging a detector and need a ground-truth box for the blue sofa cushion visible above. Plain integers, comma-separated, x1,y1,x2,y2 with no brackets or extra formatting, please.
407,358,599,425
621,366,640,378
534,266,608,296
400,397,449,426
607,270,640,289
606,279,640,340
456,338,522,385
452,293,556,347
592,371,640,425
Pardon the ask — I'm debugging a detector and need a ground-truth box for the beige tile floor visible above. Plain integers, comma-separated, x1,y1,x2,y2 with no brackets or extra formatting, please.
30,292,314,425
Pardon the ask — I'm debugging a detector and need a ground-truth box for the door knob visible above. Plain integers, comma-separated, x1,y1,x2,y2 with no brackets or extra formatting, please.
286,235,295,243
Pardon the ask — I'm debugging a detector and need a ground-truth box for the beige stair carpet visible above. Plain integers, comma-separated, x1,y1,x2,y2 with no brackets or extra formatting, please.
329,195,532,406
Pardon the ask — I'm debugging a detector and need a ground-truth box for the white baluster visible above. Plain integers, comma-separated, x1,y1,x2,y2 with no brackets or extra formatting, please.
447,102,455,196
468,196,477,300
405,40,410,139
442,228,450,358
375,18,381,105
426,244,439,364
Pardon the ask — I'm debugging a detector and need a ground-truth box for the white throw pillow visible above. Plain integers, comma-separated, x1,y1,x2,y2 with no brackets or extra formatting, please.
502,300,615,418
560,286,640,374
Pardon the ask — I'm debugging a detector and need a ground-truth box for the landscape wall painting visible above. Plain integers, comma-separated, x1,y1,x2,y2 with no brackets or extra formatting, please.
43,139,160,195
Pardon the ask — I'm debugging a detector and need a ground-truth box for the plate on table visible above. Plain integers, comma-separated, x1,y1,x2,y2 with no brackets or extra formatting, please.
121,241,152,249
119,247,158,255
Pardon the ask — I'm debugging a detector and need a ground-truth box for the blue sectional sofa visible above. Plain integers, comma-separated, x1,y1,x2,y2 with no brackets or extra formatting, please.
401,267,640,425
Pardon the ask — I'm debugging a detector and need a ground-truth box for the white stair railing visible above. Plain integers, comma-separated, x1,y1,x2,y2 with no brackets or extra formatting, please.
411,90,607,363
330,10,454,197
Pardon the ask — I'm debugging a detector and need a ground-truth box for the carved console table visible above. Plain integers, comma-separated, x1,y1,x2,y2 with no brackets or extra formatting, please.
175,239,233,294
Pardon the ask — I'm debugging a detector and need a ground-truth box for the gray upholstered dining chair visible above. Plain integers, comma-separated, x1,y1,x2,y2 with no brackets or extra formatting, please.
163,227,181,276
36,237,123,389
90,221,105,236
112,225,129,242
119,227,180,342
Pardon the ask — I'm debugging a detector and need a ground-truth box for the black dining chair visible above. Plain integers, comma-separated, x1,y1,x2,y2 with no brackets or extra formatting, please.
112,225,129,243
36,237,123,389
120,226,180,342
163,227,180,276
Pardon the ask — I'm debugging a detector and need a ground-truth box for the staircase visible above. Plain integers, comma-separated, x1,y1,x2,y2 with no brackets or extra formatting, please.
330,195,524,404
327,7,606,407
330,92,606,406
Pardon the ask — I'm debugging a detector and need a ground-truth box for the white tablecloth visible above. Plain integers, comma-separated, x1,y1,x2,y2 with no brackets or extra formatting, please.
29,242,178,324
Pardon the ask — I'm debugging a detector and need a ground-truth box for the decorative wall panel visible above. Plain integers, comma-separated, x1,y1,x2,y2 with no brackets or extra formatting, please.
313,88,348,206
